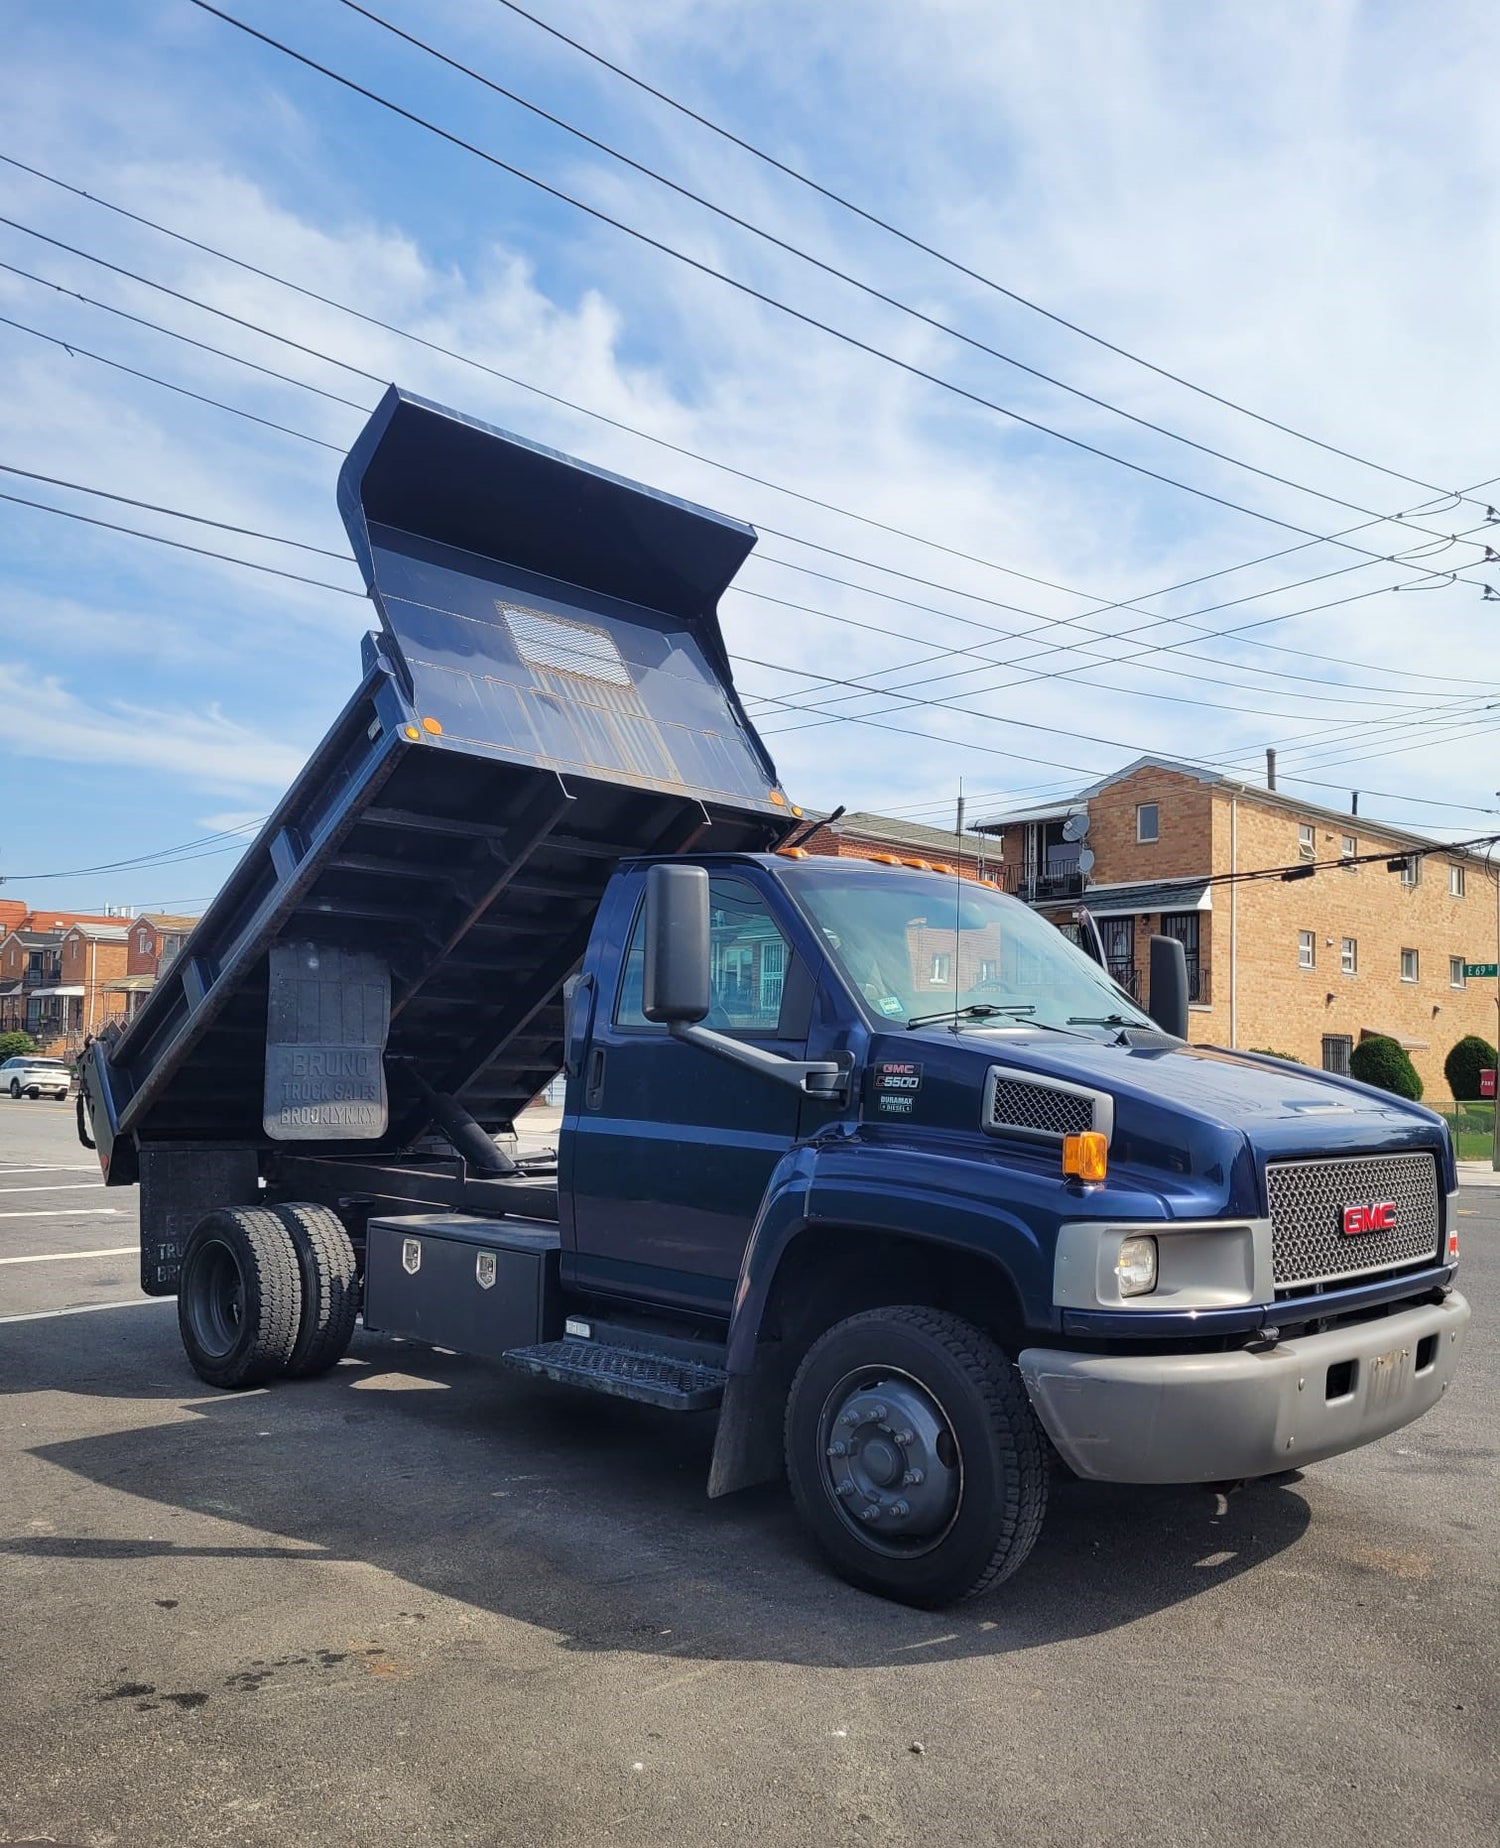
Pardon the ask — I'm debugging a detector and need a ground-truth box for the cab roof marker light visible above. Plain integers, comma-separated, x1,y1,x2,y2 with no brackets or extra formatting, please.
776,846,809,859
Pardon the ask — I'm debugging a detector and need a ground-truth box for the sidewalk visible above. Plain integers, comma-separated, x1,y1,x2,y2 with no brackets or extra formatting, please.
1457,1161,1500,1189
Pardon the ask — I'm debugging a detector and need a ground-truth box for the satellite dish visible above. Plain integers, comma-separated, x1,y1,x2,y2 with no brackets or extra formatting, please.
1078,847,1096,874
1061,811,1090,843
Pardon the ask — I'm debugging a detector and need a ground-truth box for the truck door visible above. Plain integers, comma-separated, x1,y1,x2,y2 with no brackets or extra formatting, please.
564,870,811,1315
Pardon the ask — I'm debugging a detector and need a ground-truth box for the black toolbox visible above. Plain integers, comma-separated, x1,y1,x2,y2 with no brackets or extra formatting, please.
363,1214,561,1359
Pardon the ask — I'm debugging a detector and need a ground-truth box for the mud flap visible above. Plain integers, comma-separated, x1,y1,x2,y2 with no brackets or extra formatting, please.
264,941,390,1141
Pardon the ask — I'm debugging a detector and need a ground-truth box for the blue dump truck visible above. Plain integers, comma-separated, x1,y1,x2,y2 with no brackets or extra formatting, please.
80,388,1470,1606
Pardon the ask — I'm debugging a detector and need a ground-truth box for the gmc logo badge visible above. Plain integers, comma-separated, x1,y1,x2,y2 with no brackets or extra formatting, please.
1342,1202,1397,1237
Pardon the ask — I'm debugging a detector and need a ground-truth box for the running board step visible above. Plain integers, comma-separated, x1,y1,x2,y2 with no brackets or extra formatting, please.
501,1339,727,1411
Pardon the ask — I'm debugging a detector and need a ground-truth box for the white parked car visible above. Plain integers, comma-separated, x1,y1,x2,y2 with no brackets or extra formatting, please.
2,1055,72,1100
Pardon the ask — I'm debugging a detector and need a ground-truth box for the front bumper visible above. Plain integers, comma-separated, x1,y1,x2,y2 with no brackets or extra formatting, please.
1018,1291,1470,1483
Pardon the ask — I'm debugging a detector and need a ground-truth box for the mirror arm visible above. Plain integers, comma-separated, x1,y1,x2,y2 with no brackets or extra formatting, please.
669,1022,853,1100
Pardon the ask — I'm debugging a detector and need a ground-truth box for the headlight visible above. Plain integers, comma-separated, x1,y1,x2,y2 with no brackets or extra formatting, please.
1116,1234,1158,1297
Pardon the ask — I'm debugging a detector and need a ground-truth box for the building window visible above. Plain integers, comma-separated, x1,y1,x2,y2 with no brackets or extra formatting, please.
1450,864,1465,898
1298,931,1315,970
1451,957,1467,989
1136,803,1159,844
1341,835,1357,869
1322,1035,1353,1076
930,951,952,985
1298,824,1315,859
1400,948,1419,983
1160,911,1203,1002
1399,856,1421,888
1341,938,1357,975
976,958,999,985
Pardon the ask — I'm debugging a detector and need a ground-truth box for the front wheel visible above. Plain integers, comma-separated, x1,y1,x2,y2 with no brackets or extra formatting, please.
177,1208,303,1389
785,1306,1049,1607
8,1080,18,1099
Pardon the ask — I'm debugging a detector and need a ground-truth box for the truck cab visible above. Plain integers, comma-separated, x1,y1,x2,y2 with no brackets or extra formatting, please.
80,388,1470,1608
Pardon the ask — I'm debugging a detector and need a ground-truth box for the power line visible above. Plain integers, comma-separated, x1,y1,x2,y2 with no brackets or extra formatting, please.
0,258,368,411
185,3,1488,563
0,820,266,882
0,487,367,594
0,462,352,559
6,151,1494,692
0,309,343,451
491,0,1482,512
336,0,1464,533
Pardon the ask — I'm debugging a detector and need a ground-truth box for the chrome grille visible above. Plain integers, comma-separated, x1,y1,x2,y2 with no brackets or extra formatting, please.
985,1071,1099,1139
1266,1151,1441,1290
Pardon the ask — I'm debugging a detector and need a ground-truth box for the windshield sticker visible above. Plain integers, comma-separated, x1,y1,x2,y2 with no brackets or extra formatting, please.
873,1060,922,1114
877,995,905,1016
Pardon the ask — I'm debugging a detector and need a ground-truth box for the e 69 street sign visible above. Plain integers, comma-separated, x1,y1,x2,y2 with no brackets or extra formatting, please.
1463,962,1499,979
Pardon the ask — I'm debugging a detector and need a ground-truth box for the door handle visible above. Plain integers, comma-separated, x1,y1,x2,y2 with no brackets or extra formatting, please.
585,1046,607,1109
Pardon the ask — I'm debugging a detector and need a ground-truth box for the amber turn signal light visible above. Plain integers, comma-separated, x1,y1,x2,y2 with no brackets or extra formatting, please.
1062,1131,1108,1183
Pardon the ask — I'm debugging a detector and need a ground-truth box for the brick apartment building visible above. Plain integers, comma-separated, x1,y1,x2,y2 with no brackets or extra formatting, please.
104,912,200,1022
0,909,131,1050
974,757,1499,1098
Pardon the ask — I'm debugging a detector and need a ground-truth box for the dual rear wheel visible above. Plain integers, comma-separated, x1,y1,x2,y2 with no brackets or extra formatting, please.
177,1202,359,1390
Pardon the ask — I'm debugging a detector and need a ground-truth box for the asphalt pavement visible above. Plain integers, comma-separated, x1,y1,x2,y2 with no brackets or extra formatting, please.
1,1098,1496,1847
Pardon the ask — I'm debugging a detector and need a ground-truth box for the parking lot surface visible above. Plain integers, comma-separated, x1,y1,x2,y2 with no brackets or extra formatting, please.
2,1097,1496,1847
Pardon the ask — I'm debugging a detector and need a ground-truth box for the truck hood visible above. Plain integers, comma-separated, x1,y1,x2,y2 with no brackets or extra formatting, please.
895,1023,1449,1172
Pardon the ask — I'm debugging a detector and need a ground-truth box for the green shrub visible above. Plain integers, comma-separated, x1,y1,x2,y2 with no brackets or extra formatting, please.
0,1029,35,1061
1443,1034,1498,1101
1247,1046,1303,1064
1349,1033,1423,1101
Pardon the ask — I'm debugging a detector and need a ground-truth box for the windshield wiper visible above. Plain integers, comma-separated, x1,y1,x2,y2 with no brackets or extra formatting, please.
1066,1013,1141,1027
906,1003,1035,1031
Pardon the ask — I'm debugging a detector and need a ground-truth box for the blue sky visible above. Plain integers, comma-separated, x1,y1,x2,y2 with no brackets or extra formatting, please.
2,0,1498,914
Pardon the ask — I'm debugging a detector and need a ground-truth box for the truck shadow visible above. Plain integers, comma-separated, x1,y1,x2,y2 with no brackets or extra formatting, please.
8,1318,1313,1669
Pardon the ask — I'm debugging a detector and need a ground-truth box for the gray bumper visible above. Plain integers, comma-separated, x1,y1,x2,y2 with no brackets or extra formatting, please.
1018,1291,1470,1484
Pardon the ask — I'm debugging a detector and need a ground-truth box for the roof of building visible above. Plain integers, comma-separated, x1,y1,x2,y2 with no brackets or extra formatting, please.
104,974,159,993
974,755,1492,863
63,922,129,943
2,929,64,950
132,913,200,931
808,809,980,859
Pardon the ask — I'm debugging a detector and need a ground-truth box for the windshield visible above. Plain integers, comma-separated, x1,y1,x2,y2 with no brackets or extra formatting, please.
780,864,1153,1032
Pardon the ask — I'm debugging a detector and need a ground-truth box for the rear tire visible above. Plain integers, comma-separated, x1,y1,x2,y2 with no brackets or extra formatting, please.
785,1305,1049,1607
177,1208,302,1389
8,1080,19,1098
272,1202,360,1378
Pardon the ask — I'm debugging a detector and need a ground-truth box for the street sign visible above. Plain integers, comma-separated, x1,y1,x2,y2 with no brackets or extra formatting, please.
1481,1069,1496,1099
1463,962,1499,978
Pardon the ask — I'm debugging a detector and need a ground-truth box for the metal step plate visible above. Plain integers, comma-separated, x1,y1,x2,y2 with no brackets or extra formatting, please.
501,1339,726,1412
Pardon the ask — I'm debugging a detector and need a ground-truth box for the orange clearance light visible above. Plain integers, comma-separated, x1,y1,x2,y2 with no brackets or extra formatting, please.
869,853,900,866
1062,1131,1108,1183
402,723,421,741
790,805,804,818
768,790,787,806
421,715,443,735
901,858,930,871
776,846,809,859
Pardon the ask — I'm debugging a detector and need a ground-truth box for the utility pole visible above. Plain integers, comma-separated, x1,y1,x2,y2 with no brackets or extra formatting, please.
1492,811,1500,1171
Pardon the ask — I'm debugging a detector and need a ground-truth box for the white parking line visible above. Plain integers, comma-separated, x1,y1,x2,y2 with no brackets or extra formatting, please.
0,1184,104,1195
0,1298,171,1325
0,1207,119,1220
0,1246,136,1266
0,1165,99,1175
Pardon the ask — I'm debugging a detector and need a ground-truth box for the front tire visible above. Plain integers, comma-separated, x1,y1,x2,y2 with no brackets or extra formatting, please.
177,1208,302,1389
8,1080,18,1099
785,1306,1049,1607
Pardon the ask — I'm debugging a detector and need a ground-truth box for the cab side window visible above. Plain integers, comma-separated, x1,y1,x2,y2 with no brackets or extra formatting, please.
616,876,795,1036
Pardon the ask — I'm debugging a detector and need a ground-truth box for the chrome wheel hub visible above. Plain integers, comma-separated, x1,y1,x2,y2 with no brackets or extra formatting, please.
819,1371,961,1552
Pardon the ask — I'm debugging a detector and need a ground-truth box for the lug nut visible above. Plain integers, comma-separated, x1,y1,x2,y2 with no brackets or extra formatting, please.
841,1409,861,1427
895,1429,914,1446
889,1500,909,1519
860,1504,881,1522
835,1480,855,1498
903,1468,924,1486
871,1404,888,1421
827,1440,848,1458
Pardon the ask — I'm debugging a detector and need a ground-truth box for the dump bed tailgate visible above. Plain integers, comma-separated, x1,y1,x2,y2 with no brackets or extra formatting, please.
88,389,793,1176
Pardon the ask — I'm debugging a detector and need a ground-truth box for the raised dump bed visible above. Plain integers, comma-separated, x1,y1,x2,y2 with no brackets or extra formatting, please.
84,386,794,1184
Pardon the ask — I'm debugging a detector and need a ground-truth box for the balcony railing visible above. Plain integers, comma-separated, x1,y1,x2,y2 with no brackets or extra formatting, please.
1000,856,1084,903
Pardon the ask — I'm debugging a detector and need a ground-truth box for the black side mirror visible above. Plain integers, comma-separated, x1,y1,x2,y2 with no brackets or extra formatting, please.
643,863,711,1024
1147,934,1189,1039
